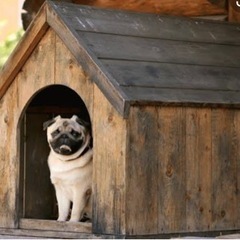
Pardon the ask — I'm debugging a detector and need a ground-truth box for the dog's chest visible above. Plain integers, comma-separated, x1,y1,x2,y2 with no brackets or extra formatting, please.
48,151,92,185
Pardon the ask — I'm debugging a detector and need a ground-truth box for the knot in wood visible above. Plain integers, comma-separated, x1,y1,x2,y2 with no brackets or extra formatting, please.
221,210,226,218
4,115,9,124
86,188,92,196
199,206,204,213
166,163,173,177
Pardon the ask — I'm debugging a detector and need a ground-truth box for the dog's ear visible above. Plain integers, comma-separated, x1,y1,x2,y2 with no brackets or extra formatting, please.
43,115,62,130
43,118,56,131
72,115,90,129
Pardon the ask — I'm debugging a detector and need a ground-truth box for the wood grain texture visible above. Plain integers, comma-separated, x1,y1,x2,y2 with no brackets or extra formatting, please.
211,109,239,230
0,228,96,239
122,87,240,108
19,219,92,233
0,76,19,228
55,33,94,119
79,32,240,68
92,85,127,235
23,114,55,220
17,29,55,110
64,0,227,17
102,60,240,90
157,107,186,233
0,2,48,100
126,106,159,235
125,106,240,235
186,108,212,231
56,4,237,45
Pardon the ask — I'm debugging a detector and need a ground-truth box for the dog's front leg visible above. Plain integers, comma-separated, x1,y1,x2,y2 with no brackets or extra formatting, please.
69,190,86,222
54,184,71,221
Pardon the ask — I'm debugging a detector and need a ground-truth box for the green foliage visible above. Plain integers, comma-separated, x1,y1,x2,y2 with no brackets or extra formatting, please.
0,28,24,69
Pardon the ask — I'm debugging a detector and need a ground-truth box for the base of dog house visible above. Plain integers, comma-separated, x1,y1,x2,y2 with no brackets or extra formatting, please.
0,225,240,239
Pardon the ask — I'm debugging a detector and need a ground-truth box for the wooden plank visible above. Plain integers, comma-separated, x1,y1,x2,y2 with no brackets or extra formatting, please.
125,106,159,235
51,3,239,45
69,13,239,43
234,110,240,229
185,108,212,231
102,60,240,91
157,107,186,233
92,85,126,235
0,228,96,239
23,113,56,220
64,10,239,44
211,109,239,230
51,0,227,20
17,29,55,116
194,15,227,21
122,86,240,108
0,75,19,228
78,32,240,68
19,219,92,233
55,33,94,120
0,2,48,100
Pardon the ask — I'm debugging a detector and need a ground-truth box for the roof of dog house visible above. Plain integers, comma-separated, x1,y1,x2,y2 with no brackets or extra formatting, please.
0,0,240,117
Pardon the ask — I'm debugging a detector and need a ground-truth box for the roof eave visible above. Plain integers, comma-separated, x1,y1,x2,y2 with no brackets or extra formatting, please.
0,2,49,100
46,1,130,118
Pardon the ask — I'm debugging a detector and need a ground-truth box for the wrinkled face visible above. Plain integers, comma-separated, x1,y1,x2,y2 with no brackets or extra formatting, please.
46,115,89,156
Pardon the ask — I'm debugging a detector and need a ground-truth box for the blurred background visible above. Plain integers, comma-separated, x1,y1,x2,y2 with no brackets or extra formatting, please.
0,0,24,68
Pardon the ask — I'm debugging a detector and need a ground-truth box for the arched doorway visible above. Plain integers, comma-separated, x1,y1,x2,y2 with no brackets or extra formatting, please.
19,84,91,220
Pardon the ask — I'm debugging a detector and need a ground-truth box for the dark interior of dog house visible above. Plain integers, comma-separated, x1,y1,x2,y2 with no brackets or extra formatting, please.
19,84,91,220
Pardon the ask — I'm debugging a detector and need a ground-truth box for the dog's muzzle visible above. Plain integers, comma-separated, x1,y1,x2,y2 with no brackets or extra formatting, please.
59,145,72,154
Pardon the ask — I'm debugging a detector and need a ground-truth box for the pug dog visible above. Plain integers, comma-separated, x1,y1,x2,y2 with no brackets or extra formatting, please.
43,115,93,222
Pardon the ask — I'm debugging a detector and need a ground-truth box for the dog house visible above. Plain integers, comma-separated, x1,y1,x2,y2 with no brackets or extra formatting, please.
0,0,240,238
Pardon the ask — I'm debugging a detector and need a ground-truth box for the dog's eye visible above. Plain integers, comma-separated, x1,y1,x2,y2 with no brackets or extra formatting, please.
51,129,60,138
71,130,81,138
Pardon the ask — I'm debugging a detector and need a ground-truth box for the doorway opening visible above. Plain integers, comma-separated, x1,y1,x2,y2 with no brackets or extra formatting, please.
19,85,91,222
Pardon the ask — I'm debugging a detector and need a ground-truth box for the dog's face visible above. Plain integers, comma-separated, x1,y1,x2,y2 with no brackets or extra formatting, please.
44,115,91,160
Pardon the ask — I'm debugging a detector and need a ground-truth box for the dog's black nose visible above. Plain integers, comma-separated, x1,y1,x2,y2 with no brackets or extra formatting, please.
62,134,68,139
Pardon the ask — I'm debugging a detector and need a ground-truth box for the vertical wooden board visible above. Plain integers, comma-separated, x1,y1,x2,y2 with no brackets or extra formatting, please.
92,85,126,235
236,111,240,228
125,106,159,235
0,76,19,228
18,29,55,112
185,108,212,231
55,34,94,119
157,107,186,233
23,113,56,220
211,109,238,230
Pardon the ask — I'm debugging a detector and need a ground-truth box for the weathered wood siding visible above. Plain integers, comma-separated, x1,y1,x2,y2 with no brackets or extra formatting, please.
92,86,127,235
126,106,240,235
0,28,93,228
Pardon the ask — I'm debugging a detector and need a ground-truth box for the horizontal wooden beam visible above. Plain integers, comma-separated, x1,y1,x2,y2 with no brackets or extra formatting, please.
73,0,227,16
19,218,92,233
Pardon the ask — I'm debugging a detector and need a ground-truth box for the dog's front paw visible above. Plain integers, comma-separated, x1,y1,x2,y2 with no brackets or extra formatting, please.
57,217,67,222
69,217,80,222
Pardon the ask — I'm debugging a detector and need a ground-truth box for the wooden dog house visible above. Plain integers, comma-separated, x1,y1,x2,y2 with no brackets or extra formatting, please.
0,0,240,238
